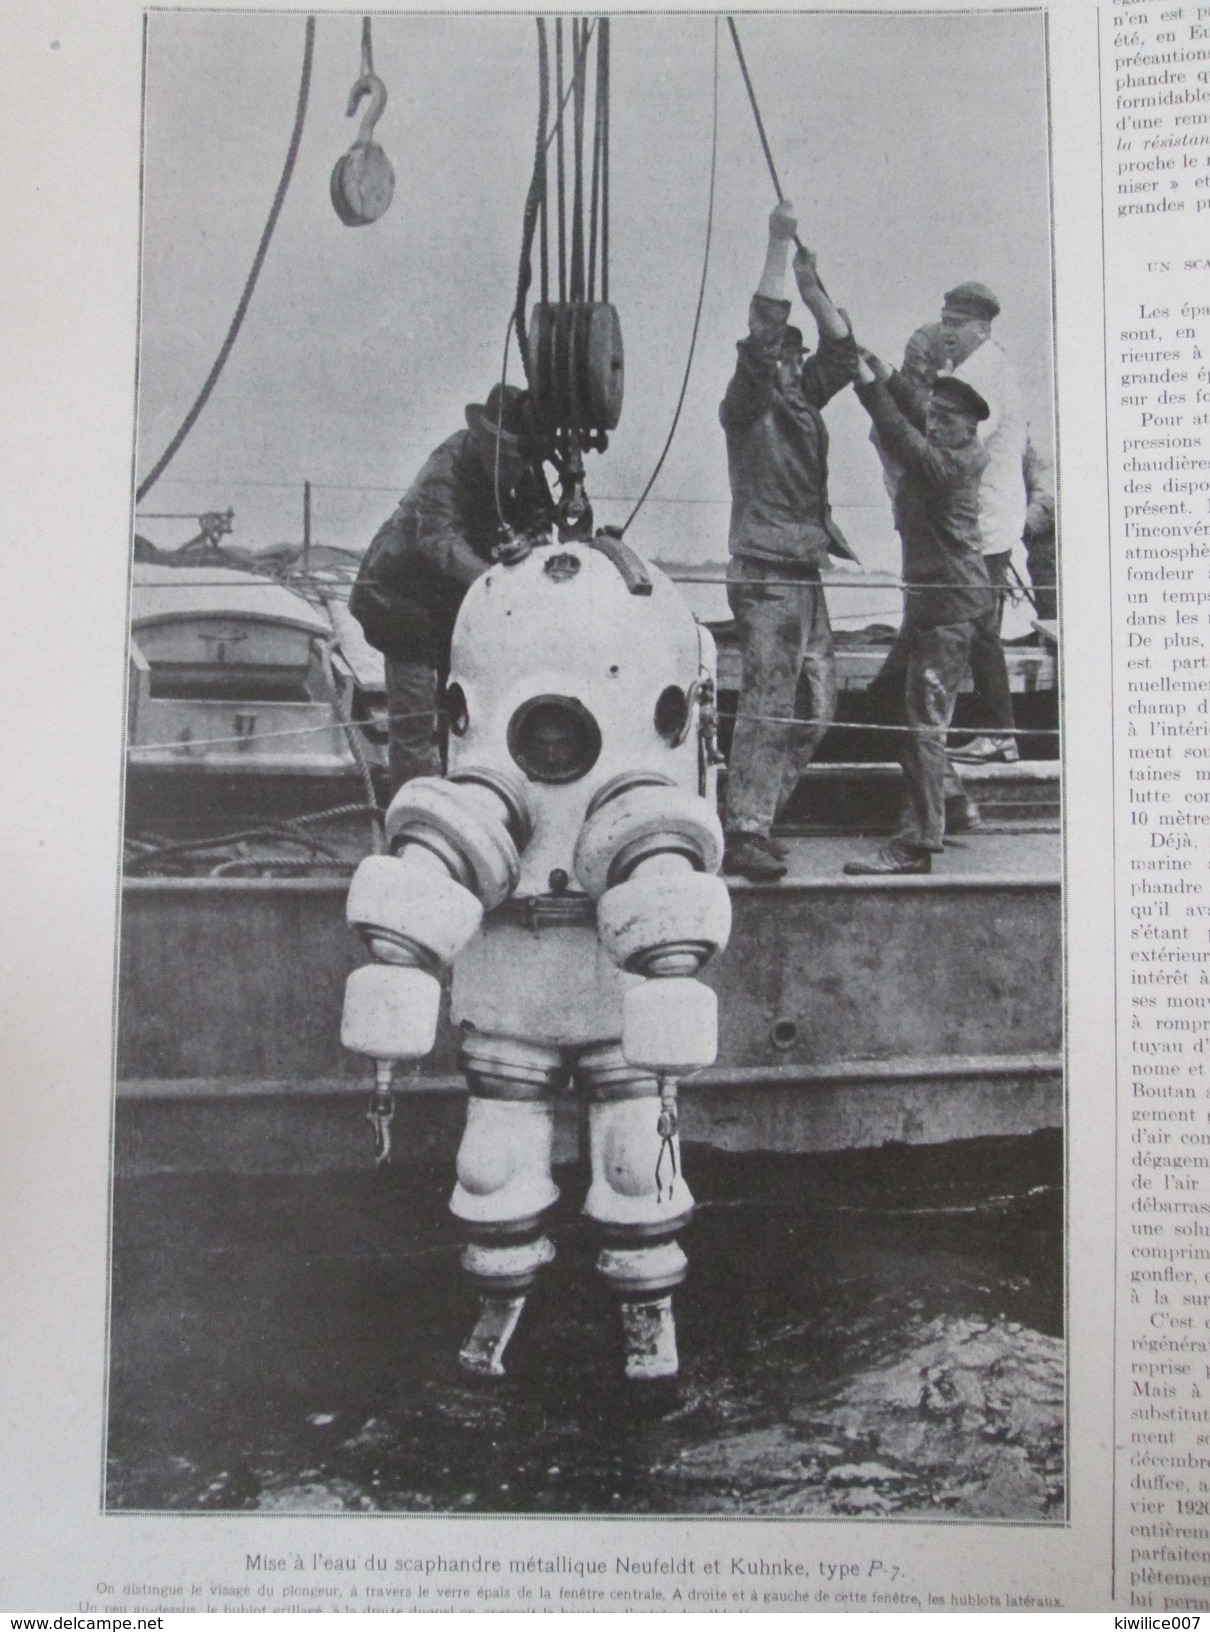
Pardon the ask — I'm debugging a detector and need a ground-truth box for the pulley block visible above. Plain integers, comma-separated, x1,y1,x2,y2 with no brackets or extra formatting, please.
331,73,395,227
530,302,624,450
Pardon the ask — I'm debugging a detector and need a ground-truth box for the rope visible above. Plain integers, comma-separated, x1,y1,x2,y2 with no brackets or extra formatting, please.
725,16,827,291
720,710,1059,738
555,21,567,305
492,314,516,529
125,703,1056,757
125,813,366,873
601,18,610,304
136,18,315,503
726,19,787,204
648,572,1039,594
127,708,433,756
539,32,550,311
621,19,719,537
587,22,604,303
124,568,1043,596
543,21,595,160
514,18,550,380
570,19,586,303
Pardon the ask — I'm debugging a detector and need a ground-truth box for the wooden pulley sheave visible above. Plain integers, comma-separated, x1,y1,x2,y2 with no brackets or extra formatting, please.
530,301,622,454
331,18,395,227
515,18,623,478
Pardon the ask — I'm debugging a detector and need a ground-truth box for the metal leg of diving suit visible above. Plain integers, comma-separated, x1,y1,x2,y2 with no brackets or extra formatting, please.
449,1036,566,1376
577,1043,694,1381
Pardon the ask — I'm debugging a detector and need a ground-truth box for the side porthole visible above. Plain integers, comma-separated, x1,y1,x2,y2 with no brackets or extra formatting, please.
446,681,469,738
654,685,689,744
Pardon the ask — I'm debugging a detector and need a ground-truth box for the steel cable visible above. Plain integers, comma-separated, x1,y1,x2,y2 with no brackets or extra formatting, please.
124,700,1057,758
514,18,550,380
136,18,316,502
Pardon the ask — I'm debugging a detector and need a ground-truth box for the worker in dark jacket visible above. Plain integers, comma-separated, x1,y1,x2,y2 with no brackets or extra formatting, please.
844,358,995,875
349,384,554,791
720,201,859,882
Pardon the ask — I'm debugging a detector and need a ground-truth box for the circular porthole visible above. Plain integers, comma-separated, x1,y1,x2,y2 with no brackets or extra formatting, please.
507,694,602,784
771,1019,799,1051
654,685,689,744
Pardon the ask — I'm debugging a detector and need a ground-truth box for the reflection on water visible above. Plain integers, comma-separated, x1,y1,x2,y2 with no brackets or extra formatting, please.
107,1133,1063,1518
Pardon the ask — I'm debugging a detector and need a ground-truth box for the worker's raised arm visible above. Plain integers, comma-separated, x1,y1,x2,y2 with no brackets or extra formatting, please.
794,247,858,408
793,246,850,343
721,205,799,432
853,357,988,492
757,200,797,299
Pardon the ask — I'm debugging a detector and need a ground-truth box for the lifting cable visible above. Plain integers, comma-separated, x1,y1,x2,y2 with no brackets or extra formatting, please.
136,17,316,503
514,19,550,381
621,18,719,537
725,16,832,300
516,17,588,378
513,19,604,409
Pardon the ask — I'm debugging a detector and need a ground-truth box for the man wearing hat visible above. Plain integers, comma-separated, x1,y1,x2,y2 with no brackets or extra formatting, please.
880,282,1030,767
718,200,860,883
844,354,996,875
349,383,554,792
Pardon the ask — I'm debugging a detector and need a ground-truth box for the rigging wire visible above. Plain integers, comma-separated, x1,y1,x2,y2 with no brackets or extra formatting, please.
725,15,832,300
621,18,720,537
587,21,604,302
570,19,587,302
125,707,1060,759
136,17,316,503
555,21,567,305
600,18,610,303
492,313,517,530
726,19,789,209
514,18,549,381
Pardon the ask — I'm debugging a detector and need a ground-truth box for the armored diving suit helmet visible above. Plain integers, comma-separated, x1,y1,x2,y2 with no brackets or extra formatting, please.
340,532,730,1381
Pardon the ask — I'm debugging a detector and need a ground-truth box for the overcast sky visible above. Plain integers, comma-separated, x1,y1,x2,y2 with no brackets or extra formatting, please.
135,8,1053,621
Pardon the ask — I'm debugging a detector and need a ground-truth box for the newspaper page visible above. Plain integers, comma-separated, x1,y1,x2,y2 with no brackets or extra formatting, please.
0,0,1159,1616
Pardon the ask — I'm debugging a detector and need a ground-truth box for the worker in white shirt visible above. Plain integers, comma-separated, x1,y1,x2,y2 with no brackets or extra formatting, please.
882,283,1028,766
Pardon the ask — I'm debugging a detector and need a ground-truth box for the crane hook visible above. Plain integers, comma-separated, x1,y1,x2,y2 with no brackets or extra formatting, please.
346,73,388,147
331,17,395,227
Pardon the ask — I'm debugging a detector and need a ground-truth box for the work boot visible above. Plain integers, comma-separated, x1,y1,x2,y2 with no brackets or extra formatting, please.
843,842,931,876
945,794,983,835
723,833,788,881
950,735,1019,765
766,834,790,860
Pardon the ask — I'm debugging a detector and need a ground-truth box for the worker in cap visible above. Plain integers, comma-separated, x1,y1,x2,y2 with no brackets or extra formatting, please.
929,374,992,421
874,278,1035,771
843,351,997,874
718,200,860,882
942,281,1002,323
349,382,554,792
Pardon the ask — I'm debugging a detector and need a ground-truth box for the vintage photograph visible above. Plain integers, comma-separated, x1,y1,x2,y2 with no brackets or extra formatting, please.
110,7,1063,1520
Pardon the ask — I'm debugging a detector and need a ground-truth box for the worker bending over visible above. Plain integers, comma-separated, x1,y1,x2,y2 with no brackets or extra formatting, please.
350,384,554,792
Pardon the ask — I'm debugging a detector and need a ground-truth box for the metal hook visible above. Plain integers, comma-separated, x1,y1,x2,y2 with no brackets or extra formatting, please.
347,73,388,147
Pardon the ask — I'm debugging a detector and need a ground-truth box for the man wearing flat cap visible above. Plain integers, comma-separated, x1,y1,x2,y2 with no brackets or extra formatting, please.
350,383,554,791
879,282,1033,767
844,356,997,874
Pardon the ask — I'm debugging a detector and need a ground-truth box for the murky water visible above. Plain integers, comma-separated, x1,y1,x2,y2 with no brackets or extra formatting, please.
107,1133,1062,1519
